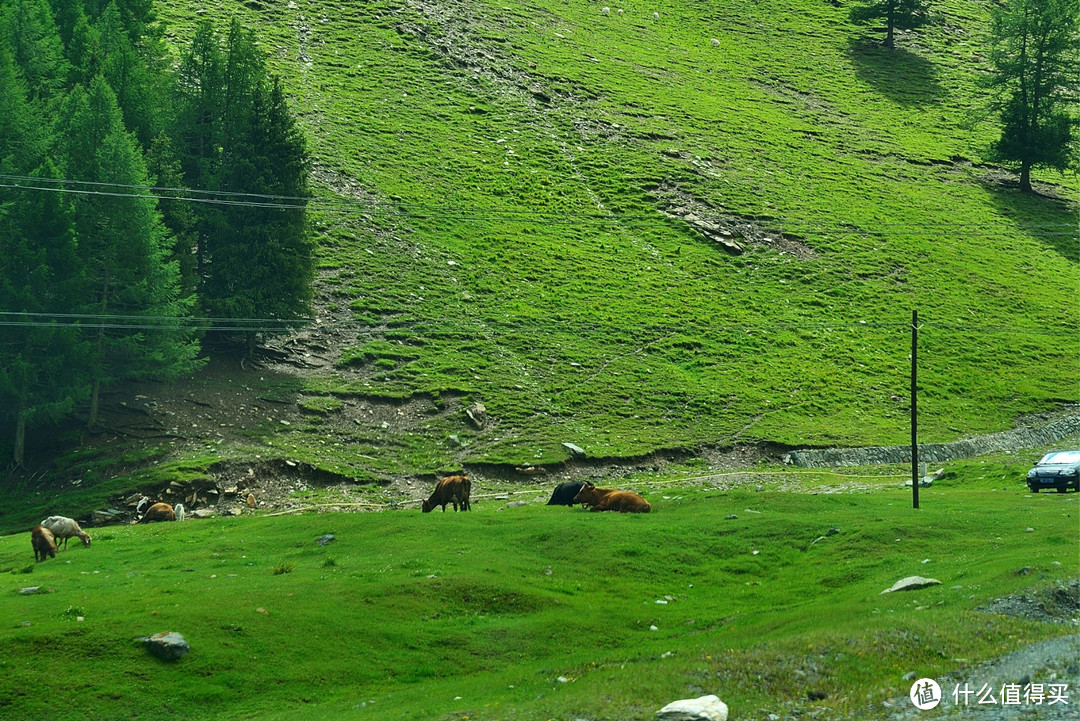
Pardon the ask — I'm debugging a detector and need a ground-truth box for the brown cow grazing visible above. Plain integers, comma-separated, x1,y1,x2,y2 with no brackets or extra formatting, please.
573,482,651,513
139,502,176,523
31,525,58,562
422,475,472,513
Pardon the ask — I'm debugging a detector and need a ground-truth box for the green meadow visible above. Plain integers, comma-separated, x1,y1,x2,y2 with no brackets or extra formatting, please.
134,0,1080,475
2,459,1077,720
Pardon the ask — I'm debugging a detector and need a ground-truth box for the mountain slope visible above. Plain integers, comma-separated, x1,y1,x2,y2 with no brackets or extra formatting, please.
147,0,1076,474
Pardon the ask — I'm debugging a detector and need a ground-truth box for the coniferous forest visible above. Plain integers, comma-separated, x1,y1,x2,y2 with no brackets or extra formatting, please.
0,0,312,464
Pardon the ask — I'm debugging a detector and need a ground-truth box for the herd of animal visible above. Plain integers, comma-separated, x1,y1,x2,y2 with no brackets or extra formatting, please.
29,497,185,562
30,478,647,561
422,476,651,514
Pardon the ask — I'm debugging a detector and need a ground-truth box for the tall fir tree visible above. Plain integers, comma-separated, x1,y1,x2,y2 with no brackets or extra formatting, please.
172,19,313,353
0,159,86,464
0,0,69,99
985,0,1078,192
56,77,200,429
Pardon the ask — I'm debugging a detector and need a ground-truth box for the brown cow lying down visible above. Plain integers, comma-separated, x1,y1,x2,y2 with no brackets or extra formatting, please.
573,482,650,513
422,475,472,512
139,502,176,523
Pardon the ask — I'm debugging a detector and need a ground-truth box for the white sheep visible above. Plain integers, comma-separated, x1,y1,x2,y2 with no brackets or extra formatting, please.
40,516,91,550
136,495,150,515
710,38,721,47
601,6,609,14
653,11,659,19
175,503,186,522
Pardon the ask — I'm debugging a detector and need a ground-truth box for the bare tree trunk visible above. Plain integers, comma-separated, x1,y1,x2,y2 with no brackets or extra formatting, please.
88,377,101,430
14,400,26,467
1019,160,1033,193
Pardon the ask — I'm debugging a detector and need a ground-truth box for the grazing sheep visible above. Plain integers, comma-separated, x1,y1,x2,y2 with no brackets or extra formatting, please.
710,38,721,47
40,516,91,550
139,502,175,523
653,11,659,19
601,6,609,14
31,525,57,562
174,503,186,522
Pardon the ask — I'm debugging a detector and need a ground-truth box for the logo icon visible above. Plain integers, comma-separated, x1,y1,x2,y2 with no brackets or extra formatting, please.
910,678,942,710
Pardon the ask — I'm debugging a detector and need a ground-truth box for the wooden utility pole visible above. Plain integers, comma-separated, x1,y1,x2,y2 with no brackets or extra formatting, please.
911,309,919,509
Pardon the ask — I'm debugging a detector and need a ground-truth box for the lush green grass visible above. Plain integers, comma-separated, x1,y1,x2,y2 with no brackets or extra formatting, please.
1,461,1076,720
139,0,1079,477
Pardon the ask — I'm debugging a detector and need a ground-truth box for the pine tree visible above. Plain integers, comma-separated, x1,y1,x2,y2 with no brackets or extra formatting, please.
171,20,313,353
210,75,314,353
0,160,86,464
985,0,1079,192
849,0,931,49
172,19,224,283
56,77,200,429
0,0,70,98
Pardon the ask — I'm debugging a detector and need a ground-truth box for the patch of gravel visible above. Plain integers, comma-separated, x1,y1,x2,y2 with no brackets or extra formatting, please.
879,580,1080,721
883,634,1079,720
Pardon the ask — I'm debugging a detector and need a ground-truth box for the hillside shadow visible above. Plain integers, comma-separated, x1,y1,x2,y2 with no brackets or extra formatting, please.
846,37,944,106
982,178,1080,263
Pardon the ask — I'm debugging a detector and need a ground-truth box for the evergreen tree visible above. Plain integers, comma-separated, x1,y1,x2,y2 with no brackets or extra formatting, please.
171,20,313,353
849,0,931,49
985,0,1079,192
0,160,86,464
172,19,224,282
56,77,200,429
210,75,314,353
0,0,69,98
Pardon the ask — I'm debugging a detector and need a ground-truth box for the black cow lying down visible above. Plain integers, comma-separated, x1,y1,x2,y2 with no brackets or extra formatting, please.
546,481,586,507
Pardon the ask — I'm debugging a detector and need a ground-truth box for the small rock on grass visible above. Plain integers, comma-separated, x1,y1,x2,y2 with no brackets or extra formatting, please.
881,576,941,594
656,694,728,721
142,631,190,661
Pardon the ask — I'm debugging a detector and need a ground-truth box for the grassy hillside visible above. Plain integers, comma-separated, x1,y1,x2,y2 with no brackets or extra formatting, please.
1,462,1076,720
144,0,1078,476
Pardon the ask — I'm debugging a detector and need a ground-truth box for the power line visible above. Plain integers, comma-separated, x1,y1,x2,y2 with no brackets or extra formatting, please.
0,310,1068,337
0,173,1075,236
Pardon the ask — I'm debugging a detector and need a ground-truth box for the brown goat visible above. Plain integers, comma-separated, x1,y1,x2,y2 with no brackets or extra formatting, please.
422,475,472,513
31,525,57,562
573,482,651,513
139,502,176,523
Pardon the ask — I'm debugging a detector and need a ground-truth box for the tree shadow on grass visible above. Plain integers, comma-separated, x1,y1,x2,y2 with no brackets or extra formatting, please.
846,37,944,106
981,175,1079,263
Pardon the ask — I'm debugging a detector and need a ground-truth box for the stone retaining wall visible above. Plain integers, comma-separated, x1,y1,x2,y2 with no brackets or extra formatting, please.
786,413,1080,468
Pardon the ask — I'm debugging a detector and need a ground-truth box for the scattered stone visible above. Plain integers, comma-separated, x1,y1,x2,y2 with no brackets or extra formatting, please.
656,694,729,721
562,442,586,458
224,486,239,496
18,586,41,595
881,576,942,594
246,493,257,507
826,527,840,536
315,534,336,546
229,508,243,516
192,509,215,519
725,514,737,520
142,632,190,661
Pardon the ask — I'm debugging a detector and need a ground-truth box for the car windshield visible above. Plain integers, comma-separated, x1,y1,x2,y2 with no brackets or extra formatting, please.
1038,451,1080,465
